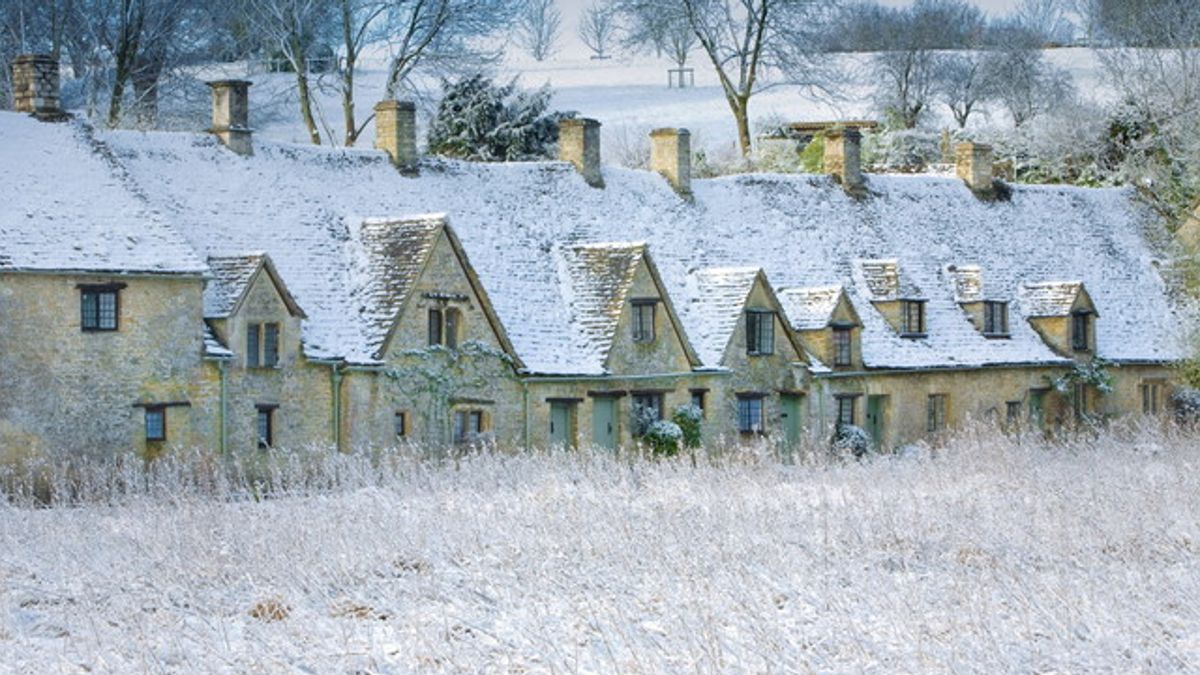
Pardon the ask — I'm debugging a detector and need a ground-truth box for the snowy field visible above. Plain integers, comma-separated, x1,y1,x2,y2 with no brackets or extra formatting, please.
2,425,1199,672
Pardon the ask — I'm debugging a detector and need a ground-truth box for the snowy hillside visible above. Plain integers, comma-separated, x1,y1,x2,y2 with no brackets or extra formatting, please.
2,426,1198,671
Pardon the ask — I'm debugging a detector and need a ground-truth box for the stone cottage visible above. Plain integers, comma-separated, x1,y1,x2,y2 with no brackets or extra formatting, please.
0,54,1188,460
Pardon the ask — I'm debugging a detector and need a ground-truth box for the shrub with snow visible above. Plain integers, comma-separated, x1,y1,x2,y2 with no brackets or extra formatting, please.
832,423,871,457
671,404,703,449
426,75,572,162
644,420,683,457
1171,387,1200,422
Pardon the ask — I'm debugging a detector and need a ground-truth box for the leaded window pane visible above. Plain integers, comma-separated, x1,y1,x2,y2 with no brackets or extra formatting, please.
263,323,280,367
145,408,165,442
247,324,261,367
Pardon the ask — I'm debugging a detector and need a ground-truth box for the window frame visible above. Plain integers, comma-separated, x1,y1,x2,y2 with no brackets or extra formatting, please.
736,395,765,434
1005,400,1022,428
144,406,167,443
1071,311,1091,352
256,405,275,449
927,394,948,433
983,301,1010,338
745,310,776,356
452,409,486,444
79,284,123,332
835,395,857,427
263,322,280,367
428,308,443,347
394,411,408,439
1141,382,1163,415
900,300,927,338
444,307,460,349
832,326,853,366
689,389,707,417
631,300,657,344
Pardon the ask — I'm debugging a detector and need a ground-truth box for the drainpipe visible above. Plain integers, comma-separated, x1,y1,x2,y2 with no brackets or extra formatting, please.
817,379,827,440
218,359,229,454
522,379,530,451
331,365,344,452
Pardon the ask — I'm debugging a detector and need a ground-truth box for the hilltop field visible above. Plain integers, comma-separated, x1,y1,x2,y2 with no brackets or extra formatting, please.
1,425,1198,673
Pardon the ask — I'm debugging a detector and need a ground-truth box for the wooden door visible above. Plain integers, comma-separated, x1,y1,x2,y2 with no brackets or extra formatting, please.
592,397,617,449
866,395,887,450
550,401,573,448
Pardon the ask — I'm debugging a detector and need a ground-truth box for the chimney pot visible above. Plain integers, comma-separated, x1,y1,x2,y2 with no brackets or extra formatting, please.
956,142,994,194
374,100,418,174
559,118,603,188
207,80,252,156
824,127,864,193
649,128,691,196
11,54,62,119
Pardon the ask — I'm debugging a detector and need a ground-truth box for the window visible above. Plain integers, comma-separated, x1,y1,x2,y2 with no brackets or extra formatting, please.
453,410,485,444
1141,382,1163,415
256,407,274,448
394,411,408,439
80,285,121,331
690,389,707,416
631,300,656,343
737,396,764,434
1071,312,1091,352
631,392,664,435
901,300,926,337
745,311,775,355
983,301,1009,337
428,307,462,348
1005,401,1023,427
835,396,857,427
927,394,948,433
424,307,439,343
247,323,280,368
832,327,853,366
144,407,166,442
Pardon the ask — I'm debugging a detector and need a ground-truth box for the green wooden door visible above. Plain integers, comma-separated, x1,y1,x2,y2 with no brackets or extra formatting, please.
866,395,887,450
780,395,803,448
592,397,617,449
550,402,572,448
1029,389,1047,430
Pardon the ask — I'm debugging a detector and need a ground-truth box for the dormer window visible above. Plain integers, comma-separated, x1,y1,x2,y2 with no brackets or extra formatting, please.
983,301,1009,337
247,322,280,368
631,299,656,343
832,326,853,366
901,300,926,337
745,310,775,355
1071,311,1091,352
428,307,462,348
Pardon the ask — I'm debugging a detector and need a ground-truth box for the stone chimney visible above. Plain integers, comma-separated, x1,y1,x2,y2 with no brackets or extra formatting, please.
559,117,603,188
824,128,864,193
650,128,691,195
956,142,994,194
207,80,252,156
11,54,61,119
374,100,418,174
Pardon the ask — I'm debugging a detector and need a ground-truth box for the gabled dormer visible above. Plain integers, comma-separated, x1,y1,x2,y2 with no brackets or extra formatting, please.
204,254,306,369
682,267,807,370
778,285,862,370
559,242,699,375
858,259,927,339
359,216,521,368
1019,281,1099,357
947,264,1011,339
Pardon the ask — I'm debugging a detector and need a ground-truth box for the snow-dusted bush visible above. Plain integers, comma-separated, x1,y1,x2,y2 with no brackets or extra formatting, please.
427,75,571,162
643,420,683,457
864,129,942,173
1172,387,1200,423
832,423,871,457
671,404,703,448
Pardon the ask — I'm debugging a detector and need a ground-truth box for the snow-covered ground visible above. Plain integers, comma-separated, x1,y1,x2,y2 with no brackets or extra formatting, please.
2,425,1198,672
195,47,1110,159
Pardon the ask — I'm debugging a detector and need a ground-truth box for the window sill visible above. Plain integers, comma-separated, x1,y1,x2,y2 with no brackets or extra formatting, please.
983,333,1011,339
900,333,928,339
746,351,774,357
81,327,119,333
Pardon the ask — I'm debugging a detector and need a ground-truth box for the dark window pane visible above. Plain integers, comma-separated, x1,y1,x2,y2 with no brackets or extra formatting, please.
264,323,280,367
394,412,407,438
833,328,852,366
98,292,117,329
257,409,273,448
247,324,261,367
445,309,459,349
737,397,763,433
632,303,655,342
837,397,856,426
81,291,98,329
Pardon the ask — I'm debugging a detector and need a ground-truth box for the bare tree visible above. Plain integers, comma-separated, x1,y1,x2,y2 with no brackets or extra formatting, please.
517,0,561,62
380,0,518,98
578,2,617,59
247,0,334,145
986,18,1073,127
934,51,993,128
1015,0,1074,44
336,0,387,146
868,0,986,129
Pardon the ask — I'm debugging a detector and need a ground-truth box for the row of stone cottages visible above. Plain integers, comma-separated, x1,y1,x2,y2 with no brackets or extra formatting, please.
0,54,1187,461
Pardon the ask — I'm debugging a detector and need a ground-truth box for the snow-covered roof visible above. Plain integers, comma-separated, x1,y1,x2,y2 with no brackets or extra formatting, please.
1019,281,1089,318
203,323,233,359
680,267,762,366
356,216,444,358
558,242,646,372
77,123,1184,371
0,114,205,276
777,286,846,331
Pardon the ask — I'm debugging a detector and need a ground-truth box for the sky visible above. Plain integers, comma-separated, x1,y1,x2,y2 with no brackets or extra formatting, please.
877,0,1022,14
